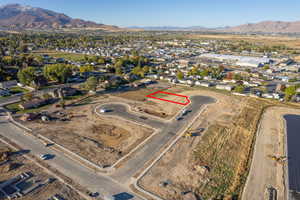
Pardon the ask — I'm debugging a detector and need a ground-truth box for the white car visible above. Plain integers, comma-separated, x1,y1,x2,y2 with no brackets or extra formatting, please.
40,154,48,160
182,109,188,115
100,108,108,113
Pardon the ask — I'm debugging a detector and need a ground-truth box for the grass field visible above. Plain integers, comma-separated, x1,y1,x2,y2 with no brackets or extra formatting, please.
31,50,95,62
0,87,29,100
5,102,53,114
9,86,29,94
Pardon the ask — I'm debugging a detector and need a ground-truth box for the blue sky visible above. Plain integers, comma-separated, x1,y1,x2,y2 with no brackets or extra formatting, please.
1,0,300,27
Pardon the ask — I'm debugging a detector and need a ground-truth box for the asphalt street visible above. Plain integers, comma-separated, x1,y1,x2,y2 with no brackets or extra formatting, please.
0,115,142,200
0,94,215,199
99,96,215,183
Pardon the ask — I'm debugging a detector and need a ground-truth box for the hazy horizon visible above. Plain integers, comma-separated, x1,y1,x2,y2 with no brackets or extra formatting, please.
1,0,300,27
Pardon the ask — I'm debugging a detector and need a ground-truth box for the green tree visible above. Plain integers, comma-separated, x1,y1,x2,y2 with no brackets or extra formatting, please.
188,66,200,76
79,65,95,74
2,56,13,65
263,64,270,70
200,69,209,77
17,67,36,86
177,71,184,80
132,66,144,77
115,67,123,75
285,85,296,101
233,73,243,80
35,56,44,65
114,60,124,68
44,64,73,83
143,66,150,74
234,85,245,93
97,57,106,65
85,76,98,91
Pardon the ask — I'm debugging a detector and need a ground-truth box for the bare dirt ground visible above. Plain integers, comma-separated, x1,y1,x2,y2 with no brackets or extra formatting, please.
186,34,300,49
112,84,186,119
243,107,300,200
22,97,153,167
0,141,84,200
139,88,269,200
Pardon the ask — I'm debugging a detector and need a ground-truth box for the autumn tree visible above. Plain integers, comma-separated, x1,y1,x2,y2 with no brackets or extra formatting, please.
177,71,184,80
44,64,73,83
17,67,36,86
85,76,98,91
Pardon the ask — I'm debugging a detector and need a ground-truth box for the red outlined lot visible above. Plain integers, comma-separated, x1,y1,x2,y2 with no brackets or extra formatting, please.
146,90,191,106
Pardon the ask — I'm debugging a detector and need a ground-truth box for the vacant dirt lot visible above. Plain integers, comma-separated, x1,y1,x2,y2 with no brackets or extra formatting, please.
139,89,269,200
22,97,153,167
113,85,192,119
0,142,84,200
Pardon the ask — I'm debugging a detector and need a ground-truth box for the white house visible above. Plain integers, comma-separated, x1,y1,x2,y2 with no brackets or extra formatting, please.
186,80,194,85
200,82,213,87
216,84,234,91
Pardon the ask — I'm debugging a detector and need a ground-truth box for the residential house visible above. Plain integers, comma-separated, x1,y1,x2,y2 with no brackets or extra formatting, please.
216,84,234,91
19,98,50,110
0,80,17,89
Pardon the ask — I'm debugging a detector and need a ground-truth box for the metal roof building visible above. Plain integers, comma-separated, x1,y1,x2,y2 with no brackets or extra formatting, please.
199,53,271,67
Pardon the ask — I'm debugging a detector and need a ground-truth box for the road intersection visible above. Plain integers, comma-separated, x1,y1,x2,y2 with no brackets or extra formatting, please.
0,95,215,199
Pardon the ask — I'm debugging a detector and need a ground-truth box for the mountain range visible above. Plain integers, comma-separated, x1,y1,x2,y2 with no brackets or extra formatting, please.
1,4,300,33
130,21,300,33
0,4,120,31
225,21,300,33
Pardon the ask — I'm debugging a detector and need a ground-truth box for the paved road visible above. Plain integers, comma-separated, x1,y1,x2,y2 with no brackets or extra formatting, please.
0,94,22,107
0,114,142,200
99,96,215,183
0,94,215,199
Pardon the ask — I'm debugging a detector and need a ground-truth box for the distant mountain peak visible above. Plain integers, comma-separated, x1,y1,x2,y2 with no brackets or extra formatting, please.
225,20,300,33
0,3,120,31
2,3,33,10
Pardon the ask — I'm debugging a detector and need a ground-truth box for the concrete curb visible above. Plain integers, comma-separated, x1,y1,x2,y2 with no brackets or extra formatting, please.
38,134,107,172
94,102,162,171
109,96,186,123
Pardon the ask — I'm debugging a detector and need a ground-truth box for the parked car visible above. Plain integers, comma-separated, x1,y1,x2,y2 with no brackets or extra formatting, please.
39,154,55,160
182,108,189,116
176,116,182,121
100,108,109,113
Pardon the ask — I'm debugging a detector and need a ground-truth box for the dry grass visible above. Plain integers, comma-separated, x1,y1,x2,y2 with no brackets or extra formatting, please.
139,93,269,200
192,98,268,199
186,34,300,49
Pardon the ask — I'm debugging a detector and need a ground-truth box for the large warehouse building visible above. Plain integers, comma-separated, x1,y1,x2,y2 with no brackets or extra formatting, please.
199,53,271,68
